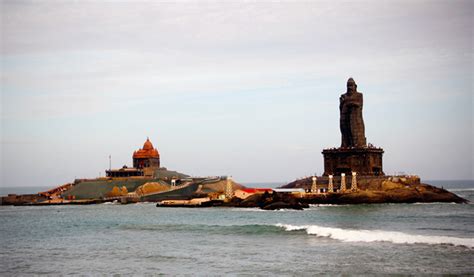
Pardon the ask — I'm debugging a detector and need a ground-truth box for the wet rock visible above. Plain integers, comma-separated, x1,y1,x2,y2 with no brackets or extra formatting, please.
237,192,309,210
262,201,305,210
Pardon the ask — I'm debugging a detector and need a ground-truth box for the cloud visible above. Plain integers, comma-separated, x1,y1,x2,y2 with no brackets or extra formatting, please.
2,1,471,54
1,1,472,183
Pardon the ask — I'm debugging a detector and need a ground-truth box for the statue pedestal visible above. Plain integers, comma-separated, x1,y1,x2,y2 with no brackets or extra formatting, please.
322,147,384,176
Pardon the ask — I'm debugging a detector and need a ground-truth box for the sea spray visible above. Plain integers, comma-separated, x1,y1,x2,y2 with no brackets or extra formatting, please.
275,224,474,248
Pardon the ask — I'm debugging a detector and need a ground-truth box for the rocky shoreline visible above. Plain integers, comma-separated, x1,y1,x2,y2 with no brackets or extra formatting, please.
281,176,468,206
214,176,468,210
1,175,468,208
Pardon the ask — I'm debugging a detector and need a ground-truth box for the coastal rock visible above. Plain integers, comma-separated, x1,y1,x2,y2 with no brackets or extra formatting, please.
284,176,468,205
262,201,305,210
135,182,170,196
236,192,309,210
195,179,245,194
237,193,266,207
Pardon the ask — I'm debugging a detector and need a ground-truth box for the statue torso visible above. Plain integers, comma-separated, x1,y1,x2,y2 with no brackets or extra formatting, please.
340,92,363,110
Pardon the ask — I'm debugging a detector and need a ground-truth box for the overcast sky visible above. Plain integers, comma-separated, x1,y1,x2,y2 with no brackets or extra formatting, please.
1,1,473,187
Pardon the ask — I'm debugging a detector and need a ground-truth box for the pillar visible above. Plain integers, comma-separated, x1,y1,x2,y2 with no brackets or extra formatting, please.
311,176,317,193
340,173,346,192
328,175,334,192
225,176,233,199
351,172,357,192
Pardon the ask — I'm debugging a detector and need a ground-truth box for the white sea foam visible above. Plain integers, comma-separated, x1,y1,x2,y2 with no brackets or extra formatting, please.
230,208,267,212
275,224,474,248
102,200,120,205
448,188,474,192
230,208,296,212
412,202,457,205
309,204,342,207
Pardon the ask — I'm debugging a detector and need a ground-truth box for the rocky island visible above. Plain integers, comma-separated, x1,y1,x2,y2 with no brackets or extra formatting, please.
0,78,467,208
282,175,467,204
276,78,467,206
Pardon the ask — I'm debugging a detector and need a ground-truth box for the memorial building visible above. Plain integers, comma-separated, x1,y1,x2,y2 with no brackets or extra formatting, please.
106,138,161,177
133,137,160,169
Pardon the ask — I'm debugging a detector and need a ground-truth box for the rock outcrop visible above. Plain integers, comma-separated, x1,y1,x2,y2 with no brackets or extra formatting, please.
234,191,309,210
284,176,468,205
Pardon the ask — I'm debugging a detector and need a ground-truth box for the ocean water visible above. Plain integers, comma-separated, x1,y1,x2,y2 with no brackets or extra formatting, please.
1,181,473,275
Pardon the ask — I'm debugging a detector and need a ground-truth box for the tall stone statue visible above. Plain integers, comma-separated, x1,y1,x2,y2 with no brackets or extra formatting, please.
323,78,384,176
339,78,367,148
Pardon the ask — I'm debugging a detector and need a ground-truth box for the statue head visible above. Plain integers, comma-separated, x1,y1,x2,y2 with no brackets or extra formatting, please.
347,78,357,93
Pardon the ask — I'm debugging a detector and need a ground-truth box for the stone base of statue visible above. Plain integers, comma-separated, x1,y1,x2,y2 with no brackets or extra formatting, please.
322,147,384,176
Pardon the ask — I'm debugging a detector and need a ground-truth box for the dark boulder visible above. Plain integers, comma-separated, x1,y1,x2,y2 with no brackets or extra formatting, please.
262,201,308,210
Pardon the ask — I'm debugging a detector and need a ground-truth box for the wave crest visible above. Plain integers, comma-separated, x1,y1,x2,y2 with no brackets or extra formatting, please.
275,224,474,248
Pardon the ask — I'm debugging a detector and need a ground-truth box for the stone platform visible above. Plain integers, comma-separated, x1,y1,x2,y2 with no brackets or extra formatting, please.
322,147,384,176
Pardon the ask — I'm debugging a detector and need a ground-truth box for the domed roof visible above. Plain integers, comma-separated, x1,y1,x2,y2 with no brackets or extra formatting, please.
143,137,154,150
133,137,160,159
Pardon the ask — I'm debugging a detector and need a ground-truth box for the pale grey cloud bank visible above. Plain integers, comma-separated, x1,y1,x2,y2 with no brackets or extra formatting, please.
1,1,472,187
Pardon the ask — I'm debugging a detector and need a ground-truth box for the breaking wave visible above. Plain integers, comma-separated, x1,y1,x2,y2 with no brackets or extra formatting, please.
119,223,474,247
448,188,474,192
102,200,120,205
275,224,474,248
309,204,341,207
120,223,285,235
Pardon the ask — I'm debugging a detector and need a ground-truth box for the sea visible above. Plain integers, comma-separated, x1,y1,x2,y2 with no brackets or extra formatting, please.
0,180,473,275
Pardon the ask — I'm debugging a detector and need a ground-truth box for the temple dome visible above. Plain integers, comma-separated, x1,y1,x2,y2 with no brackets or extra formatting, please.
143,137,154,150
133,138,160,159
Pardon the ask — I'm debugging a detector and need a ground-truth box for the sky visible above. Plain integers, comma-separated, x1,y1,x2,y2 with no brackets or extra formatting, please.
1,1,473,188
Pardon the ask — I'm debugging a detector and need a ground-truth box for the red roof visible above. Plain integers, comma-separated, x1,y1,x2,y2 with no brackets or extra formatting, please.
241,188,273,193
133,138,160,159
